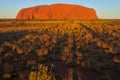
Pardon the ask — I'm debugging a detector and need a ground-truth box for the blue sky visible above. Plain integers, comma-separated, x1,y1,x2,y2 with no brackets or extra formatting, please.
0,0,120,19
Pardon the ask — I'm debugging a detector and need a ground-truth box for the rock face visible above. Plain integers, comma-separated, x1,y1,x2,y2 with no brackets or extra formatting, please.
16,3,98,19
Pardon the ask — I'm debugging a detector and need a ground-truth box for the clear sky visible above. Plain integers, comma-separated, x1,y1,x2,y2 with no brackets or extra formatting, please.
0,0,120,19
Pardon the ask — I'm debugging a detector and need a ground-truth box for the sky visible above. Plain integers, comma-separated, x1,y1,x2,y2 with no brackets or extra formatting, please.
0,0,120,19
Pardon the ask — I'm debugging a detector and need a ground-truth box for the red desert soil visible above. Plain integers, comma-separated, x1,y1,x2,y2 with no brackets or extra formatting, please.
16,3,98,19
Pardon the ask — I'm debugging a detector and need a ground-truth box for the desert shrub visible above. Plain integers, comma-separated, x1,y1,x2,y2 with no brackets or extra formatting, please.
0,20,120,80
2,73,11,79
29,64,55,80
113,56,120,63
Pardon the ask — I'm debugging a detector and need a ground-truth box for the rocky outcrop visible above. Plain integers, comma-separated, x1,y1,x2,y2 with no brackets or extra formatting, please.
16,3,98,19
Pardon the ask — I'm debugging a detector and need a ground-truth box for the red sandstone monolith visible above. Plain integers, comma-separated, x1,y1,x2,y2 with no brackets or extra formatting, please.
16,3,98,19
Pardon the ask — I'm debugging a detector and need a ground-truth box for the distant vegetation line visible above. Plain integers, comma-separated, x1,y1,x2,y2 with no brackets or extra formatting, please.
0,19,120,21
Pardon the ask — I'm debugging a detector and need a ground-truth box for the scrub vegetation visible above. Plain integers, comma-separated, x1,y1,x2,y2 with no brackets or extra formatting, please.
0,19,120,80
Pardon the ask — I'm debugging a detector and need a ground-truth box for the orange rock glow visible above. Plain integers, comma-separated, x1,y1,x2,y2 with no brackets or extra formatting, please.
16,3,98,19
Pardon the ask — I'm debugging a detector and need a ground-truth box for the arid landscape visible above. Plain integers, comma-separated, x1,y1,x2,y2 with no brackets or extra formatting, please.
0,19,120,80
0,0,120,79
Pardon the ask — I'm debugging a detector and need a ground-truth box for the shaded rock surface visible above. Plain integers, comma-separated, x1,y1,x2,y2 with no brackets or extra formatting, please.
16,3,98,19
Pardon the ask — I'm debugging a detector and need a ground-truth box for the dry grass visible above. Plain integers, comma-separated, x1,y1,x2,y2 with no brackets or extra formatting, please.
0,19,120,80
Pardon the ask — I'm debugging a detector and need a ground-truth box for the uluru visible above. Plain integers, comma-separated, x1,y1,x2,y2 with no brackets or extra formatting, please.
16,3,98,19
